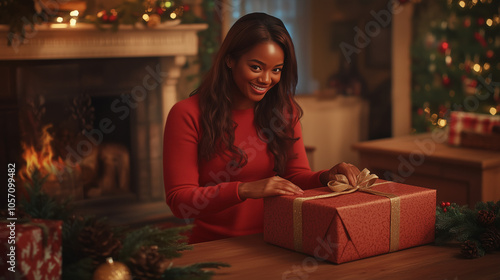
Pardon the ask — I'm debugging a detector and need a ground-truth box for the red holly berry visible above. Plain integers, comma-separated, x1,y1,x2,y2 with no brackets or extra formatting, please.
441,202,446,207
443,208,448,212
446,202,451,207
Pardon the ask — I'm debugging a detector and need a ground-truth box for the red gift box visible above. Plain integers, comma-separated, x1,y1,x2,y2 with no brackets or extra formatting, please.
448,111,500,146
263,178,436,264
0,219,62,280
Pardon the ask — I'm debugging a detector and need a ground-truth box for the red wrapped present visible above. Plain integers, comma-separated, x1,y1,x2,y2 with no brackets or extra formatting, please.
0,219,62,280
447,111,500,146
263,169,436,264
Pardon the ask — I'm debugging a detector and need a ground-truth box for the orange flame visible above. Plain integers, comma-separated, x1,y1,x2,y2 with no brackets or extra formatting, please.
21,124,65,181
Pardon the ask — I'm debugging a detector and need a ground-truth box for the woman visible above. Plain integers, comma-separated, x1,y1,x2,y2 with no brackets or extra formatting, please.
163,13,360,243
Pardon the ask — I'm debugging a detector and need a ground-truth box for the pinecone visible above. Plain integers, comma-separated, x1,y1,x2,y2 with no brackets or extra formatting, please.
78,220,122,264
129,245,169,280
477,210,496,227
460,240,480,259
480,227,500,252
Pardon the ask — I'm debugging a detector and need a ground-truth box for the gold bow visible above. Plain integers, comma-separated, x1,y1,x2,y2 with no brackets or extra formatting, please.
292,168,400,253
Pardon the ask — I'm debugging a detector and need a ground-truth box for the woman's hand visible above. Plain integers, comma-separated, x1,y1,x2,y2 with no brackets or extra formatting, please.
320,162,361,186
238,176,304,200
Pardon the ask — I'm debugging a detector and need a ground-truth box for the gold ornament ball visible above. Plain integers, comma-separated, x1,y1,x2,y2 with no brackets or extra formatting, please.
93,258,131,280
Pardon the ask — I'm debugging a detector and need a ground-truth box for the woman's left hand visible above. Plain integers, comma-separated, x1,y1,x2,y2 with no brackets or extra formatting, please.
320,162,361,186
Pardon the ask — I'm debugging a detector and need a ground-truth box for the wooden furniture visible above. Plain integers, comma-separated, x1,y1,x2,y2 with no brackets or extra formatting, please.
173,233,500,279
352,133,500,206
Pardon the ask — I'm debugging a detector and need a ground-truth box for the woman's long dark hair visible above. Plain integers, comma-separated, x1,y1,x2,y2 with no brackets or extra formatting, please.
193,12,302,174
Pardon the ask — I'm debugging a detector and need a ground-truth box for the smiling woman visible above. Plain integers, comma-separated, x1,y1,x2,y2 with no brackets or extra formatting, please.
163,12,361,244
226,41,284,110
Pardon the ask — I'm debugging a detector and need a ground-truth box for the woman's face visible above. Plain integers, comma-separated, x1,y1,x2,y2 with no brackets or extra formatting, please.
228,41,284,110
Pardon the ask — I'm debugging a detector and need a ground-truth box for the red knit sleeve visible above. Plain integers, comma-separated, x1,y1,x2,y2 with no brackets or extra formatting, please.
163,97,243,220
282,120,327,190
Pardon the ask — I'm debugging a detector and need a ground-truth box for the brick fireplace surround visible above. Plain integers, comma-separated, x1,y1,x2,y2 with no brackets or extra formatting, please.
0,23,207,226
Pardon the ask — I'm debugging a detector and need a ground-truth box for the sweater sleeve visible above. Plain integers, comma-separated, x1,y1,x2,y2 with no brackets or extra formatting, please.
163,99,243,220
282,120,328,190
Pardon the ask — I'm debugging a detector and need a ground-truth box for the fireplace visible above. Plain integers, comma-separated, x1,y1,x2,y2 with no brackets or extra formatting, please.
0,23,207,225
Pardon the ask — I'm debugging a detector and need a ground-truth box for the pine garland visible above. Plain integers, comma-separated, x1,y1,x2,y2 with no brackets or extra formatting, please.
435,200,500,258
18,167,230,279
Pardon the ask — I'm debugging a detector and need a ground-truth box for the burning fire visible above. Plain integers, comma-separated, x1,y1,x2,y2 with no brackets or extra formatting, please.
20,124,66,181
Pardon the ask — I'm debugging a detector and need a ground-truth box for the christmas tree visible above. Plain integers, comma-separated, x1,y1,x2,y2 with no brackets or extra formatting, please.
411,0,500,133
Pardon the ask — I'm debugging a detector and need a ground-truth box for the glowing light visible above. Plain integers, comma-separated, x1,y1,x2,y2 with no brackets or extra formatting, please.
143,14,150,21
445,56,452,65
164,1,172,8
424,107,431,114
473,63,481,72
437,118,447,128
490,107,498,115
69,18,77,26
56,17,63,23
486,18,493,26
170,12,177,19
484,63,490,71
459,0,466,8
70,10,79,17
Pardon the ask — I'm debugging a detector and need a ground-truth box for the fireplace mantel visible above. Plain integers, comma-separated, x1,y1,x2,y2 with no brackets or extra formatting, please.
0,22,208,60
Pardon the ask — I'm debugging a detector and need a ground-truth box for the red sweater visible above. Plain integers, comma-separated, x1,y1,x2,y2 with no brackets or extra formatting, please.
163,94,325,243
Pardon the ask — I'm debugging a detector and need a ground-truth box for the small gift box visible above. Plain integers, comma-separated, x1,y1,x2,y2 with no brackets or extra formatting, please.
0,219,63,280
263,169,436,264
448,111,500,146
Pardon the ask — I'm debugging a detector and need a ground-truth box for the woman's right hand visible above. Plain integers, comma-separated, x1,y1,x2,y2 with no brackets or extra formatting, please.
238,176,304,200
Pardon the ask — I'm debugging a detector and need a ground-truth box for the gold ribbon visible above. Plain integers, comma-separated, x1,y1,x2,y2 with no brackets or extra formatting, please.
292,168,400,253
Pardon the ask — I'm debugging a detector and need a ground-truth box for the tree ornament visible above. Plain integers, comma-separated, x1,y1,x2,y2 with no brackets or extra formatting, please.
129,245,170,280
438,41,449,54
486,50,494,58
477,210,496,227
442,75,451,87
479,227,500,252
464,17,471,27
78,220,122,264
93,258,131,280
474,32,487,47
461,240,480,258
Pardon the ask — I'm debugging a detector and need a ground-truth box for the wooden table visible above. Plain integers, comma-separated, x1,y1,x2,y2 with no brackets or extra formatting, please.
352,133,500,206
173,234,500,280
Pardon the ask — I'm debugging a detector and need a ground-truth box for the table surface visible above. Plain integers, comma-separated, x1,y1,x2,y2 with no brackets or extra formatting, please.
352,133,500,169
172,233,500,280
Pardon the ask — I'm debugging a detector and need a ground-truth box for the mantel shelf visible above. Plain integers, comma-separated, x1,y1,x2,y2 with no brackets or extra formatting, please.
0,23,208,60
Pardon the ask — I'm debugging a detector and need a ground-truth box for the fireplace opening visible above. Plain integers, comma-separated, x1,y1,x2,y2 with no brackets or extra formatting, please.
11,57,167,223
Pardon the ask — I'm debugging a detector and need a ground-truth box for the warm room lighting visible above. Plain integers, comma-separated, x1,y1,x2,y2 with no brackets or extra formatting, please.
483,63,490,71
486,18,493,26
170,12,177,19
70,10,79,17
69,18,77,26
56,17,63,23
459,0,466,8
490,107,498,115
143,14,150,21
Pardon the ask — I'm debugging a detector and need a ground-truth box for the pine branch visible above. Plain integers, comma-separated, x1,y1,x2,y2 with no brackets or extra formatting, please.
118,225,193,262
20,168,73,221
162,262,231,280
